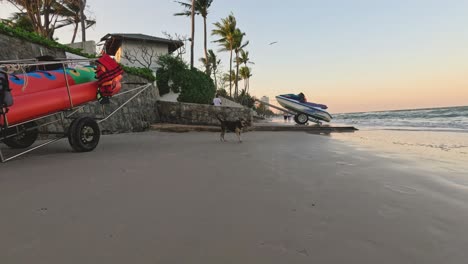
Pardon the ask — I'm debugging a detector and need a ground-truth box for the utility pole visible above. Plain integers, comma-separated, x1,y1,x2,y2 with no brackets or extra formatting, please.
190,0,195,69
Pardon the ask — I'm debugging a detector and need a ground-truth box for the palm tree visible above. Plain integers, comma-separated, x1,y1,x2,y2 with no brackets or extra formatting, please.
210,50,221,90
239,50,254,68
3,0,95,42
3,0,81,39
239,66,249,91
201,49,221,89
190,0,195,68
238,50,253,93
239,66,252,94
212,14,236,97
232,28,249,98
199,56,211,74
222,70,237,93
175,0,213,69
61,0,95,43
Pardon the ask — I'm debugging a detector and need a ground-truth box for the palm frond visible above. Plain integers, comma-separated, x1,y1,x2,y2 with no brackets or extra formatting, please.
174,11,191,16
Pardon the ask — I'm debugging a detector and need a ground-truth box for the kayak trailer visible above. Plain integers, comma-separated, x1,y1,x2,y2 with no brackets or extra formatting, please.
0,58,151,163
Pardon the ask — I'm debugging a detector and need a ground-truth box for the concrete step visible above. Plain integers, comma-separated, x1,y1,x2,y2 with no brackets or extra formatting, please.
150,123,357,133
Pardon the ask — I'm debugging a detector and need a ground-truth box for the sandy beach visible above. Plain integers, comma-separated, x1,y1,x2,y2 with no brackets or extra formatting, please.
1,131,468,263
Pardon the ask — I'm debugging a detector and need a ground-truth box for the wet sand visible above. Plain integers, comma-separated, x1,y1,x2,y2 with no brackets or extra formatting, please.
1,131,468,263
332,129,468,174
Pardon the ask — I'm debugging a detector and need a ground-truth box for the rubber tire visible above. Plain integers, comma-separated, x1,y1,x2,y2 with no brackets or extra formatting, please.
295,114,309,125
68,117,100,152
2,121,39,149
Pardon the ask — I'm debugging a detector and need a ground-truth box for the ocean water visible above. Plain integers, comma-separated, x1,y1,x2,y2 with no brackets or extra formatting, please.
333,106,468,131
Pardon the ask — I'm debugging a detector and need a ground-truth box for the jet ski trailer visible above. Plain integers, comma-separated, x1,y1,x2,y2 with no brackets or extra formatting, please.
255,94,333,125
0,57,151,163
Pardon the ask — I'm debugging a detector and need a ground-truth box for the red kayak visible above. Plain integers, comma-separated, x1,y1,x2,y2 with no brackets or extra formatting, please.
1,55,122,126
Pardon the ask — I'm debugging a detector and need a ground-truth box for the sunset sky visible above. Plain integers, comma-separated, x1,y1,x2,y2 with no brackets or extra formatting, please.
1,0,467,113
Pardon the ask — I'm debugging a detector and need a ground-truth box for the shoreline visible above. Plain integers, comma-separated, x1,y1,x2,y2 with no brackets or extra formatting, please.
331,128,468,175
267,116,467,173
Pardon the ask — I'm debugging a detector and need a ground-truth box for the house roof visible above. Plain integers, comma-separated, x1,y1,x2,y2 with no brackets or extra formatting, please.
101,33,184,54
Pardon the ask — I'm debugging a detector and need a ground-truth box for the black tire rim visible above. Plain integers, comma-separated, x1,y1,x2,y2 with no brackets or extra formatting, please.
80,125,95,144
297,114,308,124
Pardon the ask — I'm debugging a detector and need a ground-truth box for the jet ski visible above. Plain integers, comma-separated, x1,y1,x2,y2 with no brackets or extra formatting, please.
276,93,332,124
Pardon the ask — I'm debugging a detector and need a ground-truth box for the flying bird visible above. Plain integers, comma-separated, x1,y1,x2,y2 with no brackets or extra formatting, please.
269,41,278,45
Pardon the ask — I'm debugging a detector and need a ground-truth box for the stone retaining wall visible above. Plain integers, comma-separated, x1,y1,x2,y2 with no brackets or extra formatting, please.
80,74,159,133
0,33,66,61
156,101,252,126
38,74,159,135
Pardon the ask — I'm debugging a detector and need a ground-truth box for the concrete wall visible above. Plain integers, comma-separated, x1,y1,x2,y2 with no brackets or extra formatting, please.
120,40,169,72
0,33,65,61
66,41,96,55
219,96,244,108
158,91,179,102
157,101,253,126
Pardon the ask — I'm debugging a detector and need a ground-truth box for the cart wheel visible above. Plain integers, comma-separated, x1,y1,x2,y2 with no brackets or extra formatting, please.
295,114,309,125
2,121,39,149
68,117,100,152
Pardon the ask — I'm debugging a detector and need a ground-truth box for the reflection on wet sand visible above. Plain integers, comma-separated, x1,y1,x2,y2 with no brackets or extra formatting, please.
332,129,468,173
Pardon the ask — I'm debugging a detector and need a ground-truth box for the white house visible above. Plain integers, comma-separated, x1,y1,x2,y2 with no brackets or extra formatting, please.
100,33,183,72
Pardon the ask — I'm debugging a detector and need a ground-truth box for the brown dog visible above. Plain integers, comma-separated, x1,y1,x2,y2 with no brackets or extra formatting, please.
216,115,247,143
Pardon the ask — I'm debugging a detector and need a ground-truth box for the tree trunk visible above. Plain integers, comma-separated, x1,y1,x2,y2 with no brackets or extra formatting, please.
229,49,233,97
213,68,218,90
71,22,79,43
203,16,209,74
80,0,87,49
190,0,195,69
27,3,42,37
44,1,51,39
235,51,240,98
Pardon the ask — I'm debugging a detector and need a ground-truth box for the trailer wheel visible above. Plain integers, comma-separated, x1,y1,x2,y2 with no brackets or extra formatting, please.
293,115,298,123
295,114,309,125
68,117,100,152
2,121,39,149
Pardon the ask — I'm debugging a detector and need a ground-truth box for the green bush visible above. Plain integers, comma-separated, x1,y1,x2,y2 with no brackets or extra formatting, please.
237,90,256,108
177,68,216,104
0,22,94,58
156,55,215,104
121,65,156,82
156,55,188,95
